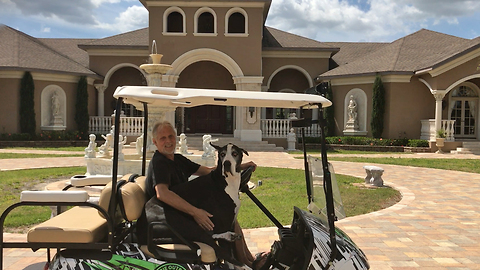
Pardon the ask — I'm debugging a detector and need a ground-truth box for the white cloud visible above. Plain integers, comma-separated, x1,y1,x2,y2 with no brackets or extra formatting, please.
96,5,148,32
266,0,480,42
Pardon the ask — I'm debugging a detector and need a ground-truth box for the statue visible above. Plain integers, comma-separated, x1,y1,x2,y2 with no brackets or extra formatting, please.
52,91,60,117
347,95,358,122
202,134,218,159
98,133,113,158
178,133,192,155
345,95,359,131
287,128,296,151
117,134,128,161
50,91,63,126
135,134,144,156
84,134,97,158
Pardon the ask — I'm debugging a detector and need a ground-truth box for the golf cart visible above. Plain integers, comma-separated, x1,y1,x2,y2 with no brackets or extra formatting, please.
0,84,369,270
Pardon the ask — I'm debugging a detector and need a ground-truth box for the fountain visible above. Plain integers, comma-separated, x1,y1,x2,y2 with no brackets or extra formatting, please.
83,44,215,177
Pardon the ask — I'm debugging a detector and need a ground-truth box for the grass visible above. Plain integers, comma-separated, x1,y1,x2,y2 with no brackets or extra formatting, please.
2,146,85,152
0,167,86,230
1,165,399,231
289,149,412,155
0,153,82,159
237,167,400,228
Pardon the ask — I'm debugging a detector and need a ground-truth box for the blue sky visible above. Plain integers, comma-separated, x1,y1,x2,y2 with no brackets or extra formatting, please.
1,0,480,42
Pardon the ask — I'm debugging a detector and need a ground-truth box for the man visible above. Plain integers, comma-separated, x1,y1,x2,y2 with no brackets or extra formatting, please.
141,121,266,268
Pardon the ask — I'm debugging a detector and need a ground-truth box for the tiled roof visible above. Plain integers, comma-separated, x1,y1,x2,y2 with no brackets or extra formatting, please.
38,38,94,67
79,28,149,49
0,25,98,76
324,42,388,69
319,29,480,78
263,26,339,52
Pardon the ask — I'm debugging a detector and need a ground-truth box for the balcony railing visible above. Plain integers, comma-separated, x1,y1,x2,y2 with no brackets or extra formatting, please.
89,116,144,136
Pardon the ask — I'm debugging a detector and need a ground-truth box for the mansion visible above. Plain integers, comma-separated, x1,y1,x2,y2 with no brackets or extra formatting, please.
1,0,480,151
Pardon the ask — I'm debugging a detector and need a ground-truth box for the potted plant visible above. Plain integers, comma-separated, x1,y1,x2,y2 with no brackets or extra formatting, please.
436,129,446,153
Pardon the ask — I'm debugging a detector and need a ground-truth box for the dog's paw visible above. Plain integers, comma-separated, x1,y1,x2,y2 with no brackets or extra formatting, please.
212,232,243,242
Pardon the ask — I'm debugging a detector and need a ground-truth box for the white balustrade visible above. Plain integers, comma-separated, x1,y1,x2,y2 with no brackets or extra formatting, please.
261,119,321,138
89,116,144,136
420,119,456,141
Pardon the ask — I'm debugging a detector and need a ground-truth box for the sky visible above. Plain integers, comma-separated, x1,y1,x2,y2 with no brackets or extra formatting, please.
1,0,480,43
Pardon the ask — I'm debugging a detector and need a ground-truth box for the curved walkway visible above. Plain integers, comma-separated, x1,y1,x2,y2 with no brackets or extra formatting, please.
2,150,480,269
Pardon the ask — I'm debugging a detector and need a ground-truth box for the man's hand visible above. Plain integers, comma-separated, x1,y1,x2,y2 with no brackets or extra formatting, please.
241,161,257,171
192,208,214,231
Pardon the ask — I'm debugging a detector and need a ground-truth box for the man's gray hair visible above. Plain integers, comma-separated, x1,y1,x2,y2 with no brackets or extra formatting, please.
152,121,176,138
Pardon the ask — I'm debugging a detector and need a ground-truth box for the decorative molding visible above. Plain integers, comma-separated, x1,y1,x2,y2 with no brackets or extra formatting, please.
262,50,331,59
84,49,149,57
233,76,264,85
146,1,265,8
330,74,411,86
429,48,480,77
266,65,313,89
169,48,244,78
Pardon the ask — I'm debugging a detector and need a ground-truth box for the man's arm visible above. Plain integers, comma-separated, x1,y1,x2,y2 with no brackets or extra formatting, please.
155,183,215,231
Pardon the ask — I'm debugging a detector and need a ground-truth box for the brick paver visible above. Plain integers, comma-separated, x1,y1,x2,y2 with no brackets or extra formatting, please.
2,150,480,269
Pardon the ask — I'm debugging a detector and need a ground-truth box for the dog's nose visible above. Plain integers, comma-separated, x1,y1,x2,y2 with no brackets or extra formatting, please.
223,160,232,175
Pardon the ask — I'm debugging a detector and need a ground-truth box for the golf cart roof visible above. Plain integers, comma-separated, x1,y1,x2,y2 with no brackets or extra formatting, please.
114,86,331,109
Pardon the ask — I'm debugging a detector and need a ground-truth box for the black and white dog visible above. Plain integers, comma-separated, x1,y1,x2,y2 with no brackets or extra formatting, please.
146,143,248,265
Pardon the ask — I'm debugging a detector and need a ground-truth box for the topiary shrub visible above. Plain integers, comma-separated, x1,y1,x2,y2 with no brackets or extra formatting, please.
19,71,36,135
74,76,89,139
371,75,385,138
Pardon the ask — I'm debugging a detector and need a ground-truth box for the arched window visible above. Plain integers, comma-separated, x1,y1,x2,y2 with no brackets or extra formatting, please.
194,7,217,36
225,8,248,36
228,12,245,33
198,12,214,33
163,7,186,36
167,12,183,33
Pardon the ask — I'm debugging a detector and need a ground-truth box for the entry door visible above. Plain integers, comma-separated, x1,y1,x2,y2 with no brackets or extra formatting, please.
185,105,233,134
450,99,476,137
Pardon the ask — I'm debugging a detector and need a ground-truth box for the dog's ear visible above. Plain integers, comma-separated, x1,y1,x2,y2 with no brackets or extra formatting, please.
240,147,249,156
210,142,221,151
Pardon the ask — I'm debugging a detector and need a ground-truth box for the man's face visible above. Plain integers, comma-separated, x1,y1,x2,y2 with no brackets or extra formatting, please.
153,125,176,157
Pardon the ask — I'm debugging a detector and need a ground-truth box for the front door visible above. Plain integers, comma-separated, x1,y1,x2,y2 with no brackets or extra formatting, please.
185,105,233,134
449,85,478,138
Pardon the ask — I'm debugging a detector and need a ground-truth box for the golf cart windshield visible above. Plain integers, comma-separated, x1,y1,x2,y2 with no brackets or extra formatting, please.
306,156,346,227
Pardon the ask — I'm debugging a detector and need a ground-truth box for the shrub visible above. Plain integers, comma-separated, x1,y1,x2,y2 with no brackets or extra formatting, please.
74,76,89,139
371,75,385,138
301,136,429,148
19,72,36,135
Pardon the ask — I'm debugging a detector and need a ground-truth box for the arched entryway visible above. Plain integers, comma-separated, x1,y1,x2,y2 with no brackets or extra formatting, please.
448,82,479,138
176,61,236,134
103,66,146,117
265,67,312,119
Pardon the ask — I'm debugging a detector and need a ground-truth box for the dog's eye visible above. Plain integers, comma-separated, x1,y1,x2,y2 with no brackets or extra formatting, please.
232,152,238,157
220,153,226,157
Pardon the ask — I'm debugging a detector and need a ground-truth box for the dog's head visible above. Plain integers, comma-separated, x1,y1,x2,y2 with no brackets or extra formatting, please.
211,143,249,177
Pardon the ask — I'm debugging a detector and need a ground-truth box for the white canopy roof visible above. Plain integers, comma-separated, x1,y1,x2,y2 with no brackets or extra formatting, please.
114,86,331,109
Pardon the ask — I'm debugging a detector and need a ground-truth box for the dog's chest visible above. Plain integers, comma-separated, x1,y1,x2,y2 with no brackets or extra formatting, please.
223,175,241,216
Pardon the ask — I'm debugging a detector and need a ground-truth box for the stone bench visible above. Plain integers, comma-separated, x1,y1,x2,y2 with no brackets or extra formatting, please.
363,165,384,187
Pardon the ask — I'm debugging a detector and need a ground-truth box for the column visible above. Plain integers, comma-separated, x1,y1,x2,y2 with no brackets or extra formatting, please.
233,76,264,141
432,90,446,134
94,84,107,116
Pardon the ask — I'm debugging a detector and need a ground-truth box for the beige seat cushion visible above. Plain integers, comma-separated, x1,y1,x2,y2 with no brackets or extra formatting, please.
27,206,107,243
140,241,217,263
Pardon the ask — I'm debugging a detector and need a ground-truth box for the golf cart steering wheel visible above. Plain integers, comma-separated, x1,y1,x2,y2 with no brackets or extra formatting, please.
240,166,255,193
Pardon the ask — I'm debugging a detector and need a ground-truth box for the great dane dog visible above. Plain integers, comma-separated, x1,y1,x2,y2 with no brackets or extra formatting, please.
145,143,249,266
